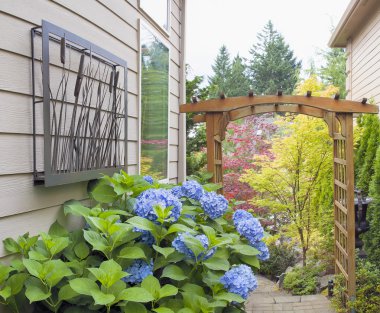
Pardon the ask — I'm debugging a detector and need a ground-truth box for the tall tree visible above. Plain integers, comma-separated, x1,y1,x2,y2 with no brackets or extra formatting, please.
226,55,251,97
208,45,232,97
249,21,301,95
354,113,380,195
319,48,347,98
364,144,380,268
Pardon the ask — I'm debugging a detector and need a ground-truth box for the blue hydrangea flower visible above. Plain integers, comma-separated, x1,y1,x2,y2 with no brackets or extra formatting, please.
180,180,204,201
220,265,258,299
134,228,155,246
233,209,264,245
134,188,182,222
172,233,216,260
171,186,183,198
232,209,253,224
199,192,228,219
252,241,270,261
122,259,153,284
143,175,154,184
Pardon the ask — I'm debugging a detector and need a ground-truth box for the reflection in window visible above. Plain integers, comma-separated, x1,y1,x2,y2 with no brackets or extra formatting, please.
139,0,170,32
140,24,169,180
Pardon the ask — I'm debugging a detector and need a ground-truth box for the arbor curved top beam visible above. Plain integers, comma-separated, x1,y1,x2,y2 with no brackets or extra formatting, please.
180,95,378,115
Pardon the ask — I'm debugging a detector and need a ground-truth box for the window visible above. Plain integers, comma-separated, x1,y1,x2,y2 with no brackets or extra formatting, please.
140,23,170,180
139,0,170,33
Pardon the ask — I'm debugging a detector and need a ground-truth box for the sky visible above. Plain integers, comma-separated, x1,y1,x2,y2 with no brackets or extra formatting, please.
185,0,351,80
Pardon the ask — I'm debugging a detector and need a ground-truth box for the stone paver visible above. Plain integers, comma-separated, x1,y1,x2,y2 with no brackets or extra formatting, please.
245,275,335,313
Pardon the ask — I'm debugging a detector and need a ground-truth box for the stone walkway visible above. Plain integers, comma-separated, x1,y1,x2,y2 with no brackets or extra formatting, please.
245,275,335,313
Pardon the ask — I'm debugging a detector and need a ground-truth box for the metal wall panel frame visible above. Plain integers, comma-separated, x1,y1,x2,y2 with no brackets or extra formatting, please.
31,20,128,186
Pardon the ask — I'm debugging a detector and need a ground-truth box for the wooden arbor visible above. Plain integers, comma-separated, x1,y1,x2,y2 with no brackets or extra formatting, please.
180,94,378,300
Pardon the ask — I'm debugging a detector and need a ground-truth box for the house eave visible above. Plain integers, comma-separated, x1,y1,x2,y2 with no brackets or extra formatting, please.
329,0,379,47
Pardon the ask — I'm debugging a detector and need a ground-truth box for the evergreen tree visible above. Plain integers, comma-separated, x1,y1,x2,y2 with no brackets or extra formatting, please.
319,48,347,98
355,114,380,195
226,55,251,97
364,145,380,268
208,45,232,97
249,21,301,95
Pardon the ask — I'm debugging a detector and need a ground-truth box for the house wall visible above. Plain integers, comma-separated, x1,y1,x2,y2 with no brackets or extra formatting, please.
0,0,185,259
346,8,380,105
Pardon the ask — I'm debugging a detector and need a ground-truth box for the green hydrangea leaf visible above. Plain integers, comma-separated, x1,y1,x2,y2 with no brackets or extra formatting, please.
0,286,11,301
161,265,187,281
63,200,91,217
119,246,146,260
203,257,230,271
177,309,195,313
44,260,73,287
240,255,260,269
23,259,42,279
141,275,160,299
90,289,115,305
7,273,29,295
69,278,99,296
88,259,127,288
58,284,79,301
48,220,69,237
117,287,154,302
183,235,205,258
90,183,118,203
159,284,178,299
214,292,245,303
3,238,21,254
83,230,109,254
121,302,147,313
0,264,13,284
127,217,158,236
202,183,222,192
167,224,197,235
153,245,175,259
153,308,175,313
25,284,51,303
74,242,90,260
230,244,259,256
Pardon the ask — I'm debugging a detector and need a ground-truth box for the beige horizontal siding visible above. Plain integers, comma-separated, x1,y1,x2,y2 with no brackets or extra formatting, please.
0,134,137,175
0,0,184,260
0,174,86,218
0,204,84,257
350,10,380,106
352,10,380,56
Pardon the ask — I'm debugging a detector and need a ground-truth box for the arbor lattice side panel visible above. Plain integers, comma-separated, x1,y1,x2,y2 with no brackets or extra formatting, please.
333,113,355,302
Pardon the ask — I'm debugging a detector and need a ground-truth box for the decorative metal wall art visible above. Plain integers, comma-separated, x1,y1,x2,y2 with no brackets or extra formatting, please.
31,21,128,186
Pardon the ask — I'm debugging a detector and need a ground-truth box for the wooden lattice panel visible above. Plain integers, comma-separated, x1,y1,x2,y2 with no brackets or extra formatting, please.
333,114,355,301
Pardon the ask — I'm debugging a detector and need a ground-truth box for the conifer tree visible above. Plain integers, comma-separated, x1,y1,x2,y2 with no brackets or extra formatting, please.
249,21,301,95
208,45,232,97
226,55,251,97
355,114,380,195
364,145,380,267
319,48,347,98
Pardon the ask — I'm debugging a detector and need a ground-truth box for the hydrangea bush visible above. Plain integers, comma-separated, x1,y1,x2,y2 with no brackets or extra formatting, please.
0,172,269,313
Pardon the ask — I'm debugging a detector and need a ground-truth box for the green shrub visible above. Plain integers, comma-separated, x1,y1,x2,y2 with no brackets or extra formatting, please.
282,264,322,295
259,242,297,280
331,260,380,313
0,172,269,313
186,150,207,176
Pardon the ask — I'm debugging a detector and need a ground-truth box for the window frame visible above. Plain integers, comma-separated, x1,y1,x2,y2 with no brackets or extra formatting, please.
138,20,171,183
138,0,171,36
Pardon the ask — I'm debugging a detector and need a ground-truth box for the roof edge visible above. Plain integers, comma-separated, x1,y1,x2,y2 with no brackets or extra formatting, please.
329,0,379,47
